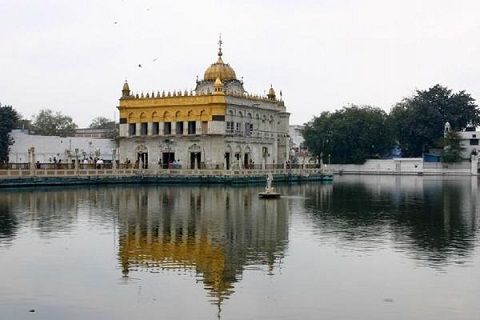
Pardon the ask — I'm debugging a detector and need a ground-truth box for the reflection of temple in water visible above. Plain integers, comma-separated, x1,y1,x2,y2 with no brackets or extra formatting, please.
116,186,288,306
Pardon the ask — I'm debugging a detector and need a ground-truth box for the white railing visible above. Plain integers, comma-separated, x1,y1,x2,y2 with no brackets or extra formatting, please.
0,167,327,179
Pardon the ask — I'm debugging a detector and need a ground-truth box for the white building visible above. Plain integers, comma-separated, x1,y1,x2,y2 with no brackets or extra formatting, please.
289,125,304,149
457,128,480,159
9,129,115,163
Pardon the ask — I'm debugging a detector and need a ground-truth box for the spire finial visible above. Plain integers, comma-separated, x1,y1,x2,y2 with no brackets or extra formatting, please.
218,33,223,57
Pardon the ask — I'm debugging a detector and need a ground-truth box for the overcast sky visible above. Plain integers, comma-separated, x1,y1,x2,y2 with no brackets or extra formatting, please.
1,0,480,127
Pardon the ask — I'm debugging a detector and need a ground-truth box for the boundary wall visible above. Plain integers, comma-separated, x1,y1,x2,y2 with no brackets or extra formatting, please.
327,158,478,176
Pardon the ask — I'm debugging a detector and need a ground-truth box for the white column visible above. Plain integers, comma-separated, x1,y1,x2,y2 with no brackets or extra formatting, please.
172,121,177,136
196,121,201,135
135,123,141,136
159,122,164,136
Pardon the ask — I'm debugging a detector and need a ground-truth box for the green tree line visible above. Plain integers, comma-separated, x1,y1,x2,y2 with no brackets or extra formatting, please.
0,104,20,163
303,84,480,164
26,109,115,137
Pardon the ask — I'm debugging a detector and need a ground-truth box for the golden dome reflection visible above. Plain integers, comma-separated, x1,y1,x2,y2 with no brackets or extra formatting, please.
117,187,288,307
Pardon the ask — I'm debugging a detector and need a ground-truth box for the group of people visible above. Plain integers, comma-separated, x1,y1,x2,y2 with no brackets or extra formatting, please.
82,157,105,169
157,159,182,169
167,159,182,169
123,158,148,169
32,157,106,169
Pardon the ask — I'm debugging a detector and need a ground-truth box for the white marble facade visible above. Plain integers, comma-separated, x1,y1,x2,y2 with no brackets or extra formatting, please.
117,96,290,170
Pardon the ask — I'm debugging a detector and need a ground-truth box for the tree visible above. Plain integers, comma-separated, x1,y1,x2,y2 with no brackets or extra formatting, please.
0,104,20,163
89,117,117,139
303,105,394,164
441,131,464,163
89,117,115,129
31,109,77,137
389,84,479,157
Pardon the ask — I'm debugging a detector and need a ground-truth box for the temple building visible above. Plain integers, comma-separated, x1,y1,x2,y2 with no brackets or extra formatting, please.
117,40,290,169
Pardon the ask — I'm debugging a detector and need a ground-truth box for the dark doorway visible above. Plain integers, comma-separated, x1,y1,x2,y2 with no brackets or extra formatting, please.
225,152,230,170
190,152,201,169
244,153,249,169
162,152,175,168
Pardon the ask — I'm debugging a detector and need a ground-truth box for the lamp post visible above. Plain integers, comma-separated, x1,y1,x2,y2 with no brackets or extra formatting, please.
74,148,79,173
112,148,117,171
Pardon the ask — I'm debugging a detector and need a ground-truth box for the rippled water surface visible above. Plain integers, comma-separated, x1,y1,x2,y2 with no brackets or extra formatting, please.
0,176,479,319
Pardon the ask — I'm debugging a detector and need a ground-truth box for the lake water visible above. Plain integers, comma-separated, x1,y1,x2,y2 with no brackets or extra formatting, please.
0,176,479,320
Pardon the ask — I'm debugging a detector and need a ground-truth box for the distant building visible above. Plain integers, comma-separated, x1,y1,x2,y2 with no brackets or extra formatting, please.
287,125,316,164
75,128,113,139
443,122,479,159
289,125,304,149
457,127,480,159
117,40,290,169
9,129,115,163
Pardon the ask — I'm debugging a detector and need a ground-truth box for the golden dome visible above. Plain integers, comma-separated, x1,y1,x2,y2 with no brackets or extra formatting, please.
204,46,237,81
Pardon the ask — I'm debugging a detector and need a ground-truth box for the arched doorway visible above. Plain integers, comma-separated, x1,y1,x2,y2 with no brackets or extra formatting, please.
225,145,232,170
160,139,175,169
244,146,251,169
234,145,241,169
188,144,202,169
135,145,148,169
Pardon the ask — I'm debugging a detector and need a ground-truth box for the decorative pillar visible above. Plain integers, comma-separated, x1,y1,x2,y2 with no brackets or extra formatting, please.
157,122,163,136
136,123,141,136
74,148,79,174
112,148,117,172
147,123,153,136
28,147,35,175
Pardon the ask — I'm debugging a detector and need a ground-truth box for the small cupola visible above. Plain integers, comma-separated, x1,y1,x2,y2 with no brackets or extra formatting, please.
122,80,130,97
267,85,276,100
213,77,224,95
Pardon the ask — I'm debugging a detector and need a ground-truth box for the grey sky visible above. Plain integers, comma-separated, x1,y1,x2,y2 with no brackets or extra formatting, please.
1,0,479,127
